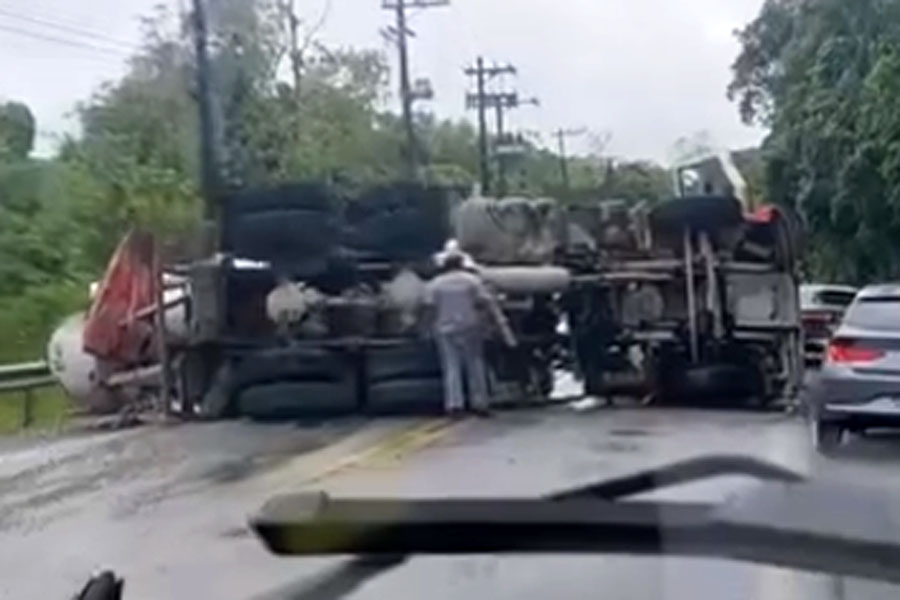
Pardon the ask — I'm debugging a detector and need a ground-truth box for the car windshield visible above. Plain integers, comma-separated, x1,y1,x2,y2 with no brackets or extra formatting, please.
800,286,857,309
816,290,857,308
843,297,900,331
4,0,900,599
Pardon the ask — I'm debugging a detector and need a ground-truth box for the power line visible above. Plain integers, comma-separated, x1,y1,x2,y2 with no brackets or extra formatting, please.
0,0,141,36
0,6,138,51
0,22,130,58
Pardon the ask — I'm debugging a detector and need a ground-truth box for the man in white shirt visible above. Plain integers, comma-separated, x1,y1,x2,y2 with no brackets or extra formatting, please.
423,252,516,415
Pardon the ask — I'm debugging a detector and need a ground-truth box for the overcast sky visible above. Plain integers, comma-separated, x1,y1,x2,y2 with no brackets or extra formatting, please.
0,0,766,163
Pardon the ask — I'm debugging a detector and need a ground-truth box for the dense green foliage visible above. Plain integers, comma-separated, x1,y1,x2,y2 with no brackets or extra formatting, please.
0,102,35,161
731,0,900,283
0,1,670,363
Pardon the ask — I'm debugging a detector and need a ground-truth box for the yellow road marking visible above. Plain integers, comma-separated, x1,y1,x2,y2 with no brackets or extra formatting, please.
296,418,458,487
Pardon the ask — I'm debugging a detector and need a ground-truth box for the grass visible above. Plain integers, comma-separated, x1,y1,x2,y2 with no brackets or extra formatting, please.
0,386,72,434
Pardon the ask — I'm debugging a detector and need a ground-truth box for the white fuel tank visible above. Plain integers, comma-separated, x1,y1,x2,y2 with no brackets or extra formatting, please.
47,279,189,413
455,196,561,265
478,266,572,295
46,313,120,414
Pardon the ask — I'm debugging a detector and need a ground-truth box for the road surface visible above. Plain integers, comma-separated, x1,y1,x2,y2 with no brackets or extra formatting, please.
1,403,899,599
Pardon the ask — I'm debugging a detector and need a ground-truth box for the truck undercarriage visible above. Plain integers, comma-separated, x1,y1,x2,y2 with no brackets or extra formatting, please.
560,196,802,406
49,184,803,417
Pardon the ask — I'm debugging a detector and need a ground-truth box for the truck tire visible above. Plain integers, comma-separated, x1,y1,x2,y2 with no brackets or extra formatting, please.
366,343,442,382
233,347,354,386
222,184,339,276
366,378,445,415
344,184,450,261
650,195,743,235
224,183,335,214
659,364,763,405
237,381,358,419
230,209,339,273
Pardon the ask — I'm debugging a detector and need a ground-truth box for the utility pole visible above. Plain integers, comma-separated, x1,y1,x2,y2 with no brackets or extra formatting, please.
465,61,520,195
494,101,505,195
393,0,415,177
284,0,302,99
464,57,492,193
382,0,449,179
190,0,221,218
493,93,537,196
553,128,586,191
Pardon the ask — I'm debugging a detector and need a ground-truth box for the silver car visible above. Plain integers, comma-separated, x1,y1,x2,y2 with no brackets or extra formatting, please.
800,284,857,366
807,284,900,452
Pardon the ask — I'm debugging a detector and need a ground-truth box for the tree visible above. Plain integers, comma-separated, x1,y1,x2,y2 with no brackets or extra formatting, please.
599,160,672,203
61,9,201,266
0,102,36,160
730,0,900,283
58,2,402,264
497,136,670,204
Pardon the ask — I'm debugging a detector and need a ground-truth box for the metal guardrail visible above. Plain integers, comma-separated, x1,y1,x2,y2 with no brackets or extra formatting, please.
0,360,50,380
0,360,56,428
0,375,57,394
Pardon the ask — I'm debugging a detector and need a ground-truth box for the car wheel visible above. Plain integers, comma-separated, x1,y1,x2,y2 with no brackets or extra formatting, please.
812,419,844,454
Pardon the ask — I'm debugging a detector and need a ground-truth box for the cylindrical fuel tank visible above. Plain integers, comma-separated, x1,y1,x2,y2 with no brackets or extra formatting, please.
47,282,189,413
46,313,121,414
455,196,561,265
478,266,572,295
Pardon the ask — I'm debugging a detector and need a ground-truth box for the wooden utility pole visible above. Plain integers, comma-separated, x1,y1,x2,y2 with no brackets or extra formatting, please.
553,128,586,190
494,93,537,196
190,0,222,218
465,61,519,195
464,57,492,193
382,0,449,178
394,0,415,176
285,0,302,99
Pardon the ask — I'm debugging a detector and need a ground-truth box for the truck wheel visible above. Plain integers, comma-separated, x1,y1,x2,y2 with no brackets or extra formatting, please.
366,343,441,382
238,381,358,418
367,378,444,415
812,419,844,454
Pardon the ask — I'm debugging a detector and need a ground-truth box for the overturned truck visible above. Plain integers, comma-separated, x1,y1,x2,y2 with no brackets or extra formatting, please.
455,193,803,406
49,184,802,417
559,196,803,405
171,183,562,418
182,183,473,418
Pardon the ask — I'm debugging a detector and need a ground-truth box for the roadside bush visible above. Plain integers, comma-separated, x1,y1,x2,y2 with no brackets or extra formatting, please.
0,279,89,363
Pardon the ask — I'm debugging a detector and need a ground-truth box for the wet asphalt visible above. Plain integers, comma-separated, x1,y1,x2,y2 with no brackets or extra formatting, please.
2,390,900,598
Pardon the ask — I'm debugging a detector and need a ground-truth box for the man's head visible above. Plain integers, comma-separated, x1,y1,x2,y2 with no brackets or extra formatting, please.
443,253,465,271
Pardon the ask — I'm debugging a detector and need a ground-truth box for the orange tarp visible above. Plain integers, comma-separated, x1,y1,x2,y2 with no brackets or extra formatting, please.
83,230,159,363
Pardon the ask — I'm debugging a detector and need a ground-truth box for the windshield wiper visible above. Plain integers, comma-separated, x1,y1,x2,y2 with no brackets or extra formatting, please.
547,454,803,500
251,455,900,586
